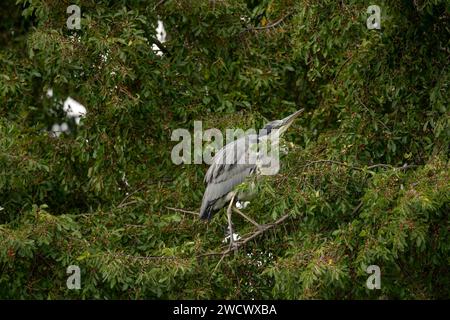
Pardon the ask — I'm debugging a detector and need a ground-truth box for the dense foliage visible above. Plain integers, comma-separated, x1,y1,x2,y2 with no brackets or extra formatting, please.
0,0,449,299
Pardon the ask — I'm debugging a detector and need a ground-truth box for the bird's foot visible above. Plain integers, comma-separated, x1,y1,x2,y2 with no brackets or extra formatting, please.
256,224,269,232
228,239,238,251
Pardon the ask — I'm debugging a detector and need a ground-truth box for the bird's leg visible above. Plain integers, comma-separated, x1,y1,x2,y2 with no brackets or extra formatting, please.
233,207,266,231
227,194,236,250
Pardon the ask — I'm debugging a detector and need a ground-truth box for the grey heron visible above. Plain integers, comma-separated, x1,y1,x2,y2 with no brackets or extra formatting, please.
199,109,304,248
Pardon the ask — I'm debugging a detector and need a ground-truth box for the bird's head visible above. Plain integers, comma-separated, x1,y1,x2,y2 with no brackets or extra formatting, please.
261,108,304,138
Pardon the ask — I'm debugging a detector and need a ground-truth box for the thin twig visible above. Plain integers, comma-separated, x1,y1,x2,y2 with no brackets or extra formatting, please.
233,207,261,229
301,160,361,170
199,213,290,258
211,253,226,276
355,95,391,132
333,55,352,83
351,201,363,216
111,252,178,261
241,12,292,34
118,185,146,208
301,160,418,172
124,224,146,229
153,0,166,10
166,206,199,216
117,200,141,209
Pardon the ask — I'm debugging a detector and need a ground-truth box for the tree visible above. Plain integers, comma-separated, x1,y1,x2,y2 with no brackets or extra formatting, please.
0,0,449,299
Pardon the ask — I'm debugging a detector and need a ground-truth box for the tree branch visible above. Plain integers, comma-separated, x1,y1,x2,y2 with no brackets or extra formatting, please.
198,213,291,258
117,185,146,208
153,0,166,10
109,252,178,261
301,160,418,172
150,37,171,57
241,12,292,34
166,206,199,216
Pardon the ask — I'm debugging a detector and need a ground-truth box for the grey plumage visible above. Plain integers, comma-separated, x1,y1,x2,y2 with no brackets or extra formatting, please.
200,134,257,220
199,109,304,221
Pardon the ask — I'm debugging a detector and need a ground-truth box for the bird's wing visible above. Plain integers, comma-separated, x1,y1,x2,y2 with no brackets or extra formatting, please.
200,135,257,219
204,134,257,184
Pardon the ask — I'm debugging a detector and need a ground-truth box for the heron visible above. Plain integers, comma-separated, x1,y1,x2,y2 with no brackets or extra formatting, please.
199,109,304,248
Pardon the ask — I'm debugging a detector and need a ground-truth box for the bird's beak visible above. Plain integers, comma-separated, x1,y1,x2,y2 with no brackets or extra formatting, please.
279,108,304,133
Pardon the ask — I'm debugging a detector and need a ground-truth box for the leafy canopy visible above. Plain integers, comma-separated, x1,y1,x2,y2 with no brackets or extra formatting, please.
0,0,449,299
